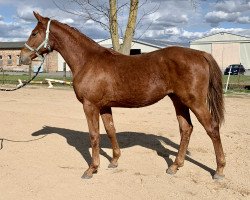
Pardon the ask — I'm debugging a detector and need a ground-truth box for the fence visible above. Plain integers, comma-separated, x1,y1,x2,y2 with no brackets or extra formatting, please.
0,69,72,87
1,68,249,91
223,73,250,92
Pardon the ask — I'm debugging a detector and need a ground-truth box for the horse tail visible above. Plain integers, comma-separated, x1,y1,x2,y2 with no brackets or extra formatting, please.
203,52,225,126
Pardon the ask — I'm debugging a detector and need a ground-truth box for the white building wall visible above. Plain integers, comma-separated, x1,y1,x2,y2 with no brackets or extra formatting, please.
190,32,250,70
130,42,159,53
57,39,161,71
240,43,250,69
58,53,70,71
212,43,240,71
190,44,211,53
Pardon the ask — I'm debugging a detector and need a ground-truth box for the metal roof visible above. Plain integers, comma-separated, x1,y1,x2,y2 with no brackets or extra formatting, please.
97,38,187,49
137,38,189,48
0,42,25,50
190,32,250,44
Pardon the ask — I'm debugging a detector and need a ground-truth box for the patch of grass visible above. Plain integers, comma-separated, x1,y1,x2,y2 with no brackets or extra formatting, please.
1,73,250,93
0,74,72,84
223,75,250,93
222,75,250,84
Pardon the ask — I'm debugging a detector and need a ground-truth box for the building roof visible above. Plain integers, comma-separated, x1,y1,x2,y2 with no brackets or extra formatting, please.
0,41,25,50
132,39,165,49
97,38,167,49
190,32,250,44
98,38,188,49
138,38,188,48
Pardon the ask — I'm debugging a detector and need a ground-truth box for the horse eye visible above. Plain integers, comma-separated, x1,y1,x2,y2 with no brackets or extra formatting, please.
32,32,38,37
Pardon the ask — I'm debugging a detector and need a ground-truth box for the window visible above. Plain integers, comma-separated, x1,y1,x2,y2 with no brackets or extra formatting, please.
7,55,12,65
17,55,20,66
0,55,3,66
130,49,141,55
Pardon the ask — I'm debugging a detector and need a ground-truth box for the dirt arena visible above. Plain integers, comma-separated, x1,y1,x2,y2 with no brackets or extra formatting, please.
0,87,249,200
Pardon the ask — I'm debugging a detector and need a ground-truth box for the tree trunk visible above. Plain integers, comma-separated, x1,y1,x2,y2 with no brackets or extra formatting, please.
119,0,139,55
109,0,120,52
109,0,139,55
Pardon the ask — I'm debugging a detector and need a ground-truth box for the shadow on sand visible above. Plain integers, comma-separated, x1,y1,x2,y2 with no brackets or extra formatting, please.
32,126,215,176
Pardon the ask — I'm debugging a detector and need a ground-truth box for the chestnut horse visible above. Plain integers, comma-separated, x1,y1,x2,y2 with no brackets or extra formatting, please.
20,12,225,179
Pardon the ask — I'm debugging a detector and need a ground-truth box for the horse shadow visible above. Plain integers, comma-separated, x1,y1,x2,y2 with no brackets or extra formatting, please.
31,126,215,176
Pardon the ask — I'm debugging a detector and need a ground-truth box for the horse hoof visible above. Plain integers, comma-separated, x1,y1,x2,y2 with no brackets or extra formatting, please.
213,173,225,180
108,162,118,168
81,172,93,179
166,167,177,175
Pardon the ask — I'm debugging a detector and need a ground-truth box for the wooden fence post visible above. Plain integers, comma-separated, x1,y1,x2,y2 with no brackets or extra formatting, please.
63,62,66,80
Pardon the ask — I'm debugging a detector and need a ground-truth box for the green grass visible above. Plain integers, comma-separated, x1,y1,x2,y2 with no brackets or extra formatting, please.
0,74,72,84
222,75,250,93
0,74,250,92
2,74,249,82
222,75,250,84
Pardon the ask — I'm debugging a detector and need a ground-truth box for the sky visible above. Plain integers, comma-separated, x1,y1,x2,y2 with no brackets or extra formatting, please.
0,0,250,46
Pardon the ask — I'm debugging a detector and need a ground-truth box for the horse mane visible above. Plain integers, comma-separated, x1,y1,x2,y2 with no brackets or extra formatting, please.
52,19,121,55
54,19,102,49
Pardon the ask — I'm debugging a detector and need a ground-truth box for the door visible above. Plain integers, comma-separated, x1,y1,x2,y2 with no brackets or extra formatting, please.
212,43,240,71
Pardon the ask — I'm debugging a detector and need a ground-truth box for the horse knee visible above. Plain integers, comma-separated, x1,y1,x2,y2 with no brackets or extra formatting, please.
107,128,116,138
104,121,116,136
180,124,193,137
90,133,100,148
204,120,220,139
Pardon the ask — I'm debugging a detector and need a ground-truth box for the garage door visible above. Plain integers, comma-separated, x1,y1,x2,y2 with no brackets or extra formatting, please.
212,43,240,71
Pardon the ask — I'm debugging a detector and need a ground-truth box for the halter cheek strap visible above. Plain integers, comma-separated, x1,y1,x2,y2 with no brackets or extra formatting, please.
25,20,52,60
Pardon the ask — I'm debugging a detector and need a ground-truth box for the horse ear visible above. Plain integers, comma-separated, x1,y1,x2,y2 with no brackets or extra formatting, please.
33,11,46,23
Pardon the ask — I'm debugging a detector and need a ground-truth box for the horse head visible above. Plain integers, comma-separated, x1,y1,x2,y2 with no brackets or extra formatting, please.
20,12,54,65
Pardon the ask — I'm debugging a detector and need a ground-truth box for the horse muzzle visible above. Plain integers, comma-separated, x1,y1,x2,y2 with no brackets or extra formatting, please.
19,52,32,65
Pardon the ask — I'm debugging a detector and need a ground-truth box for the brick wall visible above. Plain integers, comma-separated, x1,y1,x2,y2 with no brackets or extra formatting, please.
31,50,58,72
0,49,59,72
45,51,58,72
0,49,22,70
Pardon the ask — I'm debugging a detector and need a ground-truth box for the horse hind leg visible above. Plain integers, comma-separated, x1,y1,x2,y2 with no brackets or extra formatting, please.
190,102,226,179
100,107,121,168
167,94,193,175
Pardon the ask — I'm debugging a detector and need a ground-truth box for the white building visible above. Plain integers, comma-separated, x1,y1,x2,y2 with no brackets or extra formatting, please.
58,39,164,71
98,38,163,53
190,32,250,71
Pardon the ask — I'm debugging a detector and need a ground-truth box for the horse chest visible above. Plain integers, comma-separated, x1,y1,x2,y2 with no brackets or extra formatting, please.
73,76,109,105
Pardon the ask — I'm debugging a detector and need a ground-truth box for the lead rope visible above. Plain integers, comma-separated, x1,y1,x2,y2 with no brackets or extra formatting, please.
0,135,47,150
0,58,44,91
0,58,46,150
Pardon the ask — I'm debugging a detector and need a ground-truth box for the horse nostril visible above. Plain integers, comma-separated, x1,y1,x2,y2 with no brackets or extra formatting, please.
19,57,23,65
19,56,29,65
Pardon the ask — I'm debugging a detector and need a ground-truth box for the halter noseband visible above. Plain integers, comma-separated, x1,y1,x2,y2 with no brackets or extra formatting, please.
25,19,52,60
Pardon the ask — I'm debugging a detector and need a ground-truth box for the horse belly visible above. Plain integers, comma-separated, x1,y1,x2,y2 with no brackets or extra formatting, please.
111,82,170,108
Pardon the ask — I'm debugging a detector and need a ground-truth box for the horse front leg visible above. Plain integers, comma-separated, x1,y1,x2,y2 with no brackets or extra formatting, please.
82,100,100,179
100,107,121,168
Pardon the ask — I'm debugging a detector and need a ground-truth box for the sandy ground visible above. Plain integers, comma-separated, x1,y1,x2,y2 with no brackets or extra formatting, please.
0,87,249,200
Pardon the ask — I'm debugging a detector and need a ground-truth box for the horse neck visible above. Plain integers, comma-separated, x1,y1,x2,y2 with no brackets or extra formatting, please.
50,21,101,74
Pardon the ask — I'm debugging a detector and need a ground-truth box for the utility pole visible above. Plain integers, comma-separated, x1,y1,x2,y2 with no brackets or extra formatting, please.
63,62,66,80
29,64,32,79
0,67,4,85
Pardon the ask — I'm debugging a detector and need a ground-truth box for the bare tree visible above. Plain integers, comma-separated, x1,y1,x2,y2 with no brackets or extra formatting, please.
107,0,137,54
54,0,157,55
54,0,213,55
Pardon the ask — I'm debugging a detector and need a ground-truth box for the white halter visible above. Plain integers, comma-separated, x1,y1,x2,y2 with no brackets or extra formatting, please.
25,20,52,60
